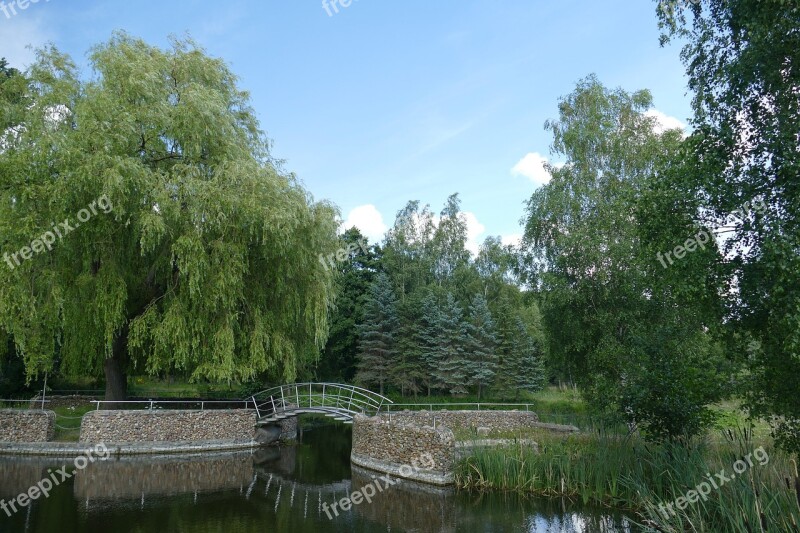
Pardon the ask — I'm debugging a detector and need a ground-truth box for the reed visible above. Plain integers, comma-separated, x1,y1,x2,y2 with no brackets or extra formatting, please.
455,427,800,531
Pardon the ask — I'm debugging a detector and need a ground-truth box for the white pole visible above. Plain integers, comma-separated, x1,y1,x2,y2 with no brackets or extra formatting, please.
41,372,47,410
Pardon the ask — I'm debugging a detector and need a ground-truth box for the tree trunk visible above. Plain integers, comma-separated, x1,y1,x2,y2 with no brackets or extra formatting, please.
104,325,129,406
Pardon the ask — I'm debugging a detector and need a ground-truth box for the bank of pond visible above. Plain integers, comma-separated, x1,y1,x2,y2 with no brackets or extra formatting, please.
457,427,800,532
0,422,797,532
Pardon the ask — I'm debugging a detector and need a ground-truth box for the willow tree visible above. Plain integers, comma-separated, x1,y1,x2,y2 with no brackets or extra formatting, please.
0,34,340,400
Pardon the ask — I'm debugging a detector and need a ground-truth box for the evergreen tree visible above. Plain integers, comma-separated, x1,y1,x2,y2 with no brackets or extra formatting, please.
392,290,427,397
508,317,546,399
317,228,377,382
355,273,399,394
465,294,498,400
493,294,518,397
415,290,444,395
434,293,469,395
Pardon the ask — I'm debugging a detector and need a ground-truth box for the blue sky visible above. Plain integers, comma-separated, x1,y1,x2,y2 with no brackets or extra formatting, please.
1,0,691,252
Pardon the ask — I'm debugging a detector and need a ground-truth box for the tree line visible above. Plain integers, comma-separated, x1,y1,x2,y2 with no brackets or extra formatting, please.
1,0,797,452
318,203,546,400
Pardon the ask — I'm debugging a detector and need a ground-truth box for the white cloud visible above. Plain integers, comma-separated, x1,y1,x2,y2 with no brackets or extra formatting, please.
511,152,554,187
644,109,687,134
501,233,522,248
341,204,388,243
462,211,486,256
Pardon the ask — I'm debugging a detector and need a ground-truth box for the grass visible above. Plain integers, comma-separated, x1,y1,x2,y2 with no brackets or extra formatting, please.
52,405,94,442
455,426,800,532
385,386,592,430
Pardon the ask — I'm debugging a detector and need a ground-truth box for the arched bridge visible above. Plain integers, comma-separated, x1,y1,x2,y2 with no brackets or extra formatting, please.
251,383,392,425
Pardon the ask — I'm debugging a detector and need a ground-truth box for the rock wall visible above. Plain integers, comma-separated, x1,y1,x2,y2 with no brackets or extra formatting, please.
351,414,455,485
28,395,97,410
79,410,256,444
379,410,539,433
351,465,455,531
279,417,297,440
74,452,254,499
0,410,55,443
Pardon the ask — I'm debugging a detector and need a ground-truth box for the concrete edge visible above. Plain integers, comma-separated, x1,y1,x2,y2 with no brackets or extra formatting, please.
0,440,262,457
350,452,454,486
350,464,455,496
530,421,581,433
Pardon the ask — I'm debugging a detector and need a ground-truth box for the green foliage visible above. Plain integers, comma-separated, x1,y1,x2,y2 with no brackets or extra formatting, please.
465,294,498,400
0,34,339,394
456,428,800,530
434,293,470,395
509,317,546,396
0,57,29,132
316,227,378,382
329,193,544,399
521,75,729,441
659,0,800,454
403,289,440,395
355,273,398,394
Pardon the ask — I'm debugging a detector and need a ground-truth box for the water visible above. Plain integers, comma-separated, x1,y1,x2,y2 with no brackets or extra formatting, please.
0,423,635,532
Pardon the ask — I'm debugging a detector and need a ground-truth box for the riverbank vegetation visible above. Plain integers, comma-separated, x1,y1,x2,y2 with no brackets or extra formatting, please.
456,426,800,531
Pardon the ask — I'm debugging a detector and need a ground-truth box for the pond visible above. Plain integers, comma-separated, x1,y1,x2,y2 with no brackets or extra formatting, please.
0,423,636,532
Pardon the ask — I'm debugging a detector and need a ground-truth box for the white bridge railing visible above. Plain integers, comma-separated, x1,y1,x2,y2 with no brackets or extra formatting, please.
251,383,393,424
89,399,254,410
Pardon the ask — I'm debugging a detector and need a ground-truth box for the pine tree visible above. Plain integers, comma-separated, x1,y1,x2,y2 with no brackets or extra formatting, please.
493,294,518,397
505,317,546,400
434,293,469,395
392,291,427,397
415,291,444,396
355,273,399,394
465,294,498,400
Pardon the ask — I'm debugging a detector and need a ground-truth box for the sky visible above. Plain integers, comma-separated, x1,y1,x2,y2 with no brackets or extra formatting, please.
1,0,692,253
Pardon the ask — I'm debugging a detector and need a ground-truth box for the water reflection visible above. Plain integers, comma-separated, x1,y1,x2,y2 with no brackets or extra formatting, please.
0,423,637,532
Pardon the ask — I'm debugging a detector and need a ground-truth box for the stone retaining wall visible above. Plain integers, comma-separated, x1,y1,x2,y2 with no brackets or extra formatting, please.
278,417,297,440
351,414,454,485
29,395,97,410
0,410,55,443
74,452,254,499
379,409,540,433
79,410,256,444
351,465,455,529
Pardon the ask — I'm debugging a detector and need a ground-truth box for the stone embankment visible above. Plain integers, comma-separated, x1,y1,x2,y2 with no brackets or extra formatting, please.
353,409,572,486
79,409,256,443
0,410,55,442
351,414,455,485
379,409,540,432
